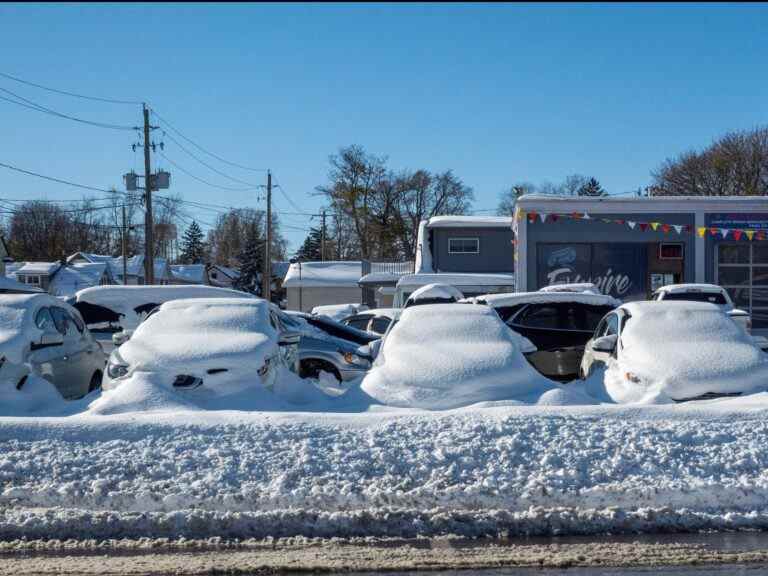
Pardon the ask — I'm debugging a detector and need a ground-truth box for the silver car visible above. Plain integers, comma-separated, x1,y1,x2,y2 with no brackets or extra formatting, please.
0,293,105,399
283,312,378,382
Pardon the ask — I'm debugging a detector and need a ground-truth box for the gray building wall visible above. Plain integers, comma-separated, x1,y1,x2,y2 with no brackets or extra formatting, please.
432,227,514,273
525,212,696,296
287,286,362,313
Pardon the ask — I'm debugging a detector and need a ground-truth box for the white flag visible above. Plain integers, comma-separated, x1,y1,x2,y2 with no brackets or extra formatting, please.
627,221,636,229
673,225,683,234
721,229,729,239
539,213,547,223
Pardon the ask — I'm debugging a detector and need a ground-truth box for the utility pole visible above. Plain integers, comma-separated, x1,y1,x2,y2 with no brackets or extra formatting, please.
320,209,327,261
262,170,272,301
142,103,154,285
121,205,128,283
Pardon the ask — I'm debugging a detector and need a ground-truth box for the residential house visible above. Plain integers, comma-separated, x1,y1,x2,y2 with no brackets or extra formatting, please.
206,264,240,288
283,261,363,312
69,253,173,285
12,261,113,298
170,264,207,285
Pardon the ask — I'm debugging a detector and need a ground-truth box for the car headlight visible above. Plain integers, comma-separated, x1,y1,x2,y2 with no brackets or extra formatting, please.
107,360,129,379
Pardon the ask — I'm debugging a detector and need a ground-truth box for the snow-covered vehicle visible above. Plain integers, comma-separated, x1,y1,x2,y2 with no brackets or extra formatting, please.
464,291,621,380
580,301,768,403
283,311,378,383
360,303,550,410
0,293,106,399
341,308,401,335
404,283,464,308
71,285,256,352
310,303,368,322
103,298,301,393
651,283,751,333
539,282,601,295
393,273,516,308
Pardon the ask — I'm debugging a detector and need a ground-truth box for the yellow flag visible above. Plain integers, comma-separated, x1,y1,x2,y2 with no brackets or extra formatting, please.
697,227,706,238
516,211,525,222
650,222,659,231
746,230,755,241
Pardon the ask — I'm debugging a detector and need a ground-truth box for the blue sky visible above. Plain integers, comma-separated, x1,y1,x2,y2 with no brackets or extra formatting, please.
0,3,766,251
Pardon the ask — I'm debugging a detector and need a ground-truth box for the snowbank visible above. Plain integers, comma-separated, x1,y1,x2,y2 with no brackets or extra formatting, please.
361,304,558,409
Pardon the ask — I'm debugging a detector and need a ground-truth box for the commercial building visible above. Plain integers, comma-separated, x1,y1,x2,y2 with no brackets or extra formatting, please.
514,195,768,331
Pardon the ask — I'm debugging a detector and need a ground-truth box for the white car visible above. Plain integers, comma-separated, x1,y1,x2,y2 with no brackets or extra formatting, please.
0,293,105,399
652,283,751,333
360,303,551,410
103,298,300,394
341,308,401,335
580,301,768,403
403,283,464,308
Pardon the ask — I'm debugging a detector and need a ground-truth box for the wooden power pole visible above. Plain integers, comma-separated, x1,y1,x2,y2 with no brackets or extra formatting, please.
320,209,326,261
122,205,128,283
262,170,272,301
142,103,155,285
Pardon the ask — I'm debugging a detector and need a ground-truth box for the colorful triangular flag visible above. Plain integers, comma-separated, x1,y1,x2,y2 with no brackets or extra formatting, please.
661,224,671,233
627,221,636,229
650,222,659,231
746,230,755,241
709,227,719,236
639,223,649,232
733,230,743,241
697,227,706,238
721,229,730,239
673,225,683,234
582,212,591,220
551,214,559,222
539,213,547,223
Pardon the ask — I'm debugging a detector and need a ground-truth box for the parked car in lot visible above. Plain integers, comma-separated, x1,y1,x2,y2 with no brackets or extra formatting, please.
465,291,621,380
404,283,464,308
360,303,547,410
70,285,256,353
310,303,368,322
284,311,378,382
103,298,300,393
0,293,105,399
580,301,768,403
651,283,751,333
341,308,401,335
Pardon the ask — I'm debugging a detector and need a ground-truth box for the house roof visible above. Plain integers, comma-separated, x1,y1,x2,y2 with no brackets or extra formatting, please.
49,262,108,298
427,215,513,228
283,261,362,288
0,275,43,293
16,262,61,275
171,264,206,284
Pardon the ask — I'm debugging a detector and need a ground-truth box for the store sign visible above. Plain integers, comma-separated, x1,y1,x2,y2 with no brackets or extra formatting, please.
710,213,768,231
537,243,648,300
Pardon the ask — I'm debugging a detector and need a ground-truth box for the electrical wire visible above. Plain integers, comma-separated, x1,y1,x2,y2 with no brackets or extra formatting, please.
0,86,138,131
0,160,115,194
270,175,306,215
151,108,267,172
159,151,261,192
0,70,141,105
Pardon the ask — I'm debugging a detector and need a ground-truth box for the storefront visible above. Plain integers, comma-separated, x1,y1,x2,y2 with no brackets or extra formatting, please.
514,196,768,331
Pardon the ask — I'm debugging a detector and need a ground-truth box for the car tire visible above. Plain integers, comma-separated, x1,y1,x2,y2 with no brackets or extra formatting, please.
88,370,103,393
299,359,342,382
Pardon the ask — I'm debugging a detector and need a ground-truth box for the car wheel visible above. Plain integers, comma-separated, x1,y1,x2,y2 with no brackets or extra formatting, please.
88,370,103,393
299,359,342,382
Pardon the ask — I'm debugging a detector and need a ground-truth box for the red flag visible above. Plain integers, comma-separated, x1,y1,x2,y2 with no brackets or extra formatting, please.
661,224,671,233
571,212,581,219
758,231,766,241
710,227,719,236
528,213,537,223
615,219,625,225
639,223,648,232
733,230,743,241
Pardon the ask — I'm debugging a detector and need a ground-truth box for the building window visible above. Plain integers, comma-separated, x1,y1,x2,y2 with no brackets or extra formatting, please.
659,243,683,260
448,237,480,254
716,243,768,329
20,275,41,287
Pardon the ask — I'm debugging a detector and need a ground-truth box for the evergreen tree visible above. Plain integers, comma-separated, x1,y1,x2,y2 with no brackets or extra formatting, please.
296,227,324,260
577,177,607,197
179,221,206,264
233,223,263,295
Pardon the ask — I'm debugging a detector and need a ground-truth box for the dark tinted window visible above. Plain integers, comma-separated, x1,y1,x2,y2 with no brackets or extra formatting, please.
494,304,527,323
345,315,372,331
370,317,391,334
516,303,616,332
50,308,70,335
603,314,619,336
661,292,727,305
306,316,379,345
35,307,54,331
69,310,85,333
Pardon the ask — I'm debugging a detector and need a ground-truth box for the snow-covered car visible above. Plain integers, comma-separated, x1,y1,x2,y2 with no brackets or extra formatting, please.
360,303,550,410
341,308,401,335
283,311,378,383
0,293,105,399
310,303,369,322
71,285,256,353
403,283,464,308
465,291,621,380
580,301,768,403
103,298,301,393
651,283,751,333
539,282,601,295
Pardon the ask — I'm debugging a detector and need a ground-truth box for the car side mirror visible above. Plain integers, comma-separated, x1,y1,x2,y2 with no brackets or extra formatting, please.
592,334,618,353
355,344,372,362
278,331,301,346
112,330,133,347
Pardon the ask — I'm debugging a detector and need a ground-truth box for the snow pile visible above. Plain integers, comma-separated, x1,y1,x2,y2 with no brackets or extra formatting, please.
361,304,558,409
0,372,68,416
75,285,254,330
604,301,768,403
311,303,367,321
404,283,464,307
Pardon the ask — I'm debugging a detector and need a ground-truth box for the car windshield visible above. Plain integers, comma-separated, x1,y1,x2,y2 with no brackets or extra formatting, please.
661,292,727,305
306,315,379,345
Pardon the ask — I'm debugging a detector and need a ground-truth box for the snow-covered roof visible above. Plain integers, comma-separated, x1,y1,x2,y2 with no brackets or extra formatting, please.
283,261,362,288
396,273,515,288
0,275,43,294
16,262,61,275
359,271,405,286
467,291,621,308
170,264,206,284
5,262,24,277
427,216,513,229
539,283,601,294
209,265,240,279
405,283,464,306
653,283,726,294
49,263,107,298
272,261,290,280
68,252,116,265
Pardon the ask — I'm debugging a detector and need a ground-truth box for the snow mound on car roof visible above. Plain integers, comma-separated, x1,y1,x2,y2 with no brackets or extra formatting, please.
405,283,464,307
613,301,768,403
361,303,559,409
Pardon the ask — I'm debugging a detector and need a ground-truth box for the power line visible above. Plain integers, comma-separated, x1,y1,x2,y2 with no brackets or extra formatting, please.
0,86,137,131
159,151,261,192
161,130,263,187
270,175,305,215
0,70,141,105
0,160,115,194
150,108,267,172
